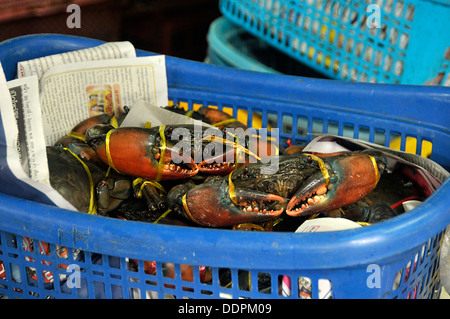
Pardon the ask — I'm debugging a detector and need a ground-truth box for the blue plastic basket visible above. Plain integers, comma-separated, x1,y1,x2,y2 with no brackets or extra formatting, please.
0,34,449,299
206,16,328,78
219,0,450,85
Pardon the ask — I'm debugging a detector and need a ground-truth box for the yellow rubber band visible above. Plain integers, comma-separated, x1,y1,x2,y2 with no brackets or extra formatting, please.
185,110,194,118
212,118,238,127
356,222,372,226
110,116,119,128
368,155,379,183
67,131,86,142
155,125,166,181
202,135,261,161
153,209,172,224
132,177,143,188
228,169,238,205
105,129,120,173
63,147,97,215
304,153,330,185
225,132,241,168
308,213,321,220
182,194,201,224
232,223,266,231
132,177,167,197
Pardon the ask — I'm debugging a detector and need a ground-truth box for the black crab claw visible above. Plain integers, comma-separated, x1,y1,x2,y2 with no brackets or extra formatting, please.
85,124,115,149
167,177,285,227
287,151,386,216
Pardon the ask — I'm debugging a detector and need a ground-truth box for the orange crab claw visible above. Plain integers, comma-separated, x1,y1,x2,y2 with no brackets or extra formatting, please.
169,177,285,227
286,152,385,216
86,125,198,180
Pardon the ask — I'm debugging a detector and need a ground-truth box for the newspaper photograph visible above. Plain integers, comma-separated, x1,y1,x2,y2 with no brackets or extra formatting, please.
39,55,168,145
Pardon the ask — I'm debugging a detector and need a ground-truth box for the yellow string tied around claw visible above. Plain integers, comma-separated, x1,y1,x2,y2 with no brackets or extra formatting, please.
202,134,261,162
132,177,167,198
212,118,238,127
368,155,380,183
226,131,245,169
110,116,119,128
185,110,194,118
105,129,121,174
153,209,172,224
132,177,170,224
155,125,166,181
304,153,330,185
66,115,119,143
182,193,201,224
66,131,86,143
63,147,97,215
228,169,238,205
356,222,372,226
232,223,266,231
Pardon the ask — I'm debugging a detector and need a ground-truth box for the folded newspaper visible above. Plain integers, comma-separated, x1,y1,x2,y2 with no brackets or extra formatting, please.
0,41,172,210
0,64,76,209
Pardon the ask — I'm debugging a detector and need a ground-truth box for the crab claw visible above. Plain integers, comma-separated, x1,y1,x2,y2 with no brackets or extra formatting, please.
169,177,284,227
286,152,385,216
197,146,237,175
86,124,198,180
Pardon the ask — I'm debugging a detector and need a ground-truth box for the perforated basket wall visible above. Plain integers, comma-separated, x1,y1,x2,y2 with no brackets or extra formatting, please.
219,0,450,85
0,34,449,299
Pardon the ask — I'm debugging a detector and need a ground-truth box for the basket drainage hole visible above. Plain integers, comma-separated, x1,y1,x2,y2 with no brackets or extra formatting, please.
279,275,291,296
146,290,159,299
219,267,232,288
258,272,271,294
293,277,333,299
238,269,250,291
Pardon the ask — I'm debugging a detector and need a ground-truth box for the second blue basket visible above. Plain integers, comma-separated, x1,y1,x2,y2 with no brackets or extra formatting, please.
219,0,450,85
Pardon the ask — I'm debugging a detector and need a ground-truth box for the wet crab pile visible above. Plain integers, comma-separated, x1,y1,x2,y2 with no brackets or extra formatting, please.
47,105,441,231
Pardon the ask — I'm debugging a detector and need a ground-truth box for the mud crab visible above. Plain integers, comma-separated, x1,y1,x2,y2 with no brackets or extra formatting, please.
167,151,387,227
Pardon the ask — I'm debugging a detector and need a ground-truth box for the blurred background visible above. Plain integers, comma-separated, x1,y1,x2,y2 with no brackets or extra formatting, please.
0,0,222,62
